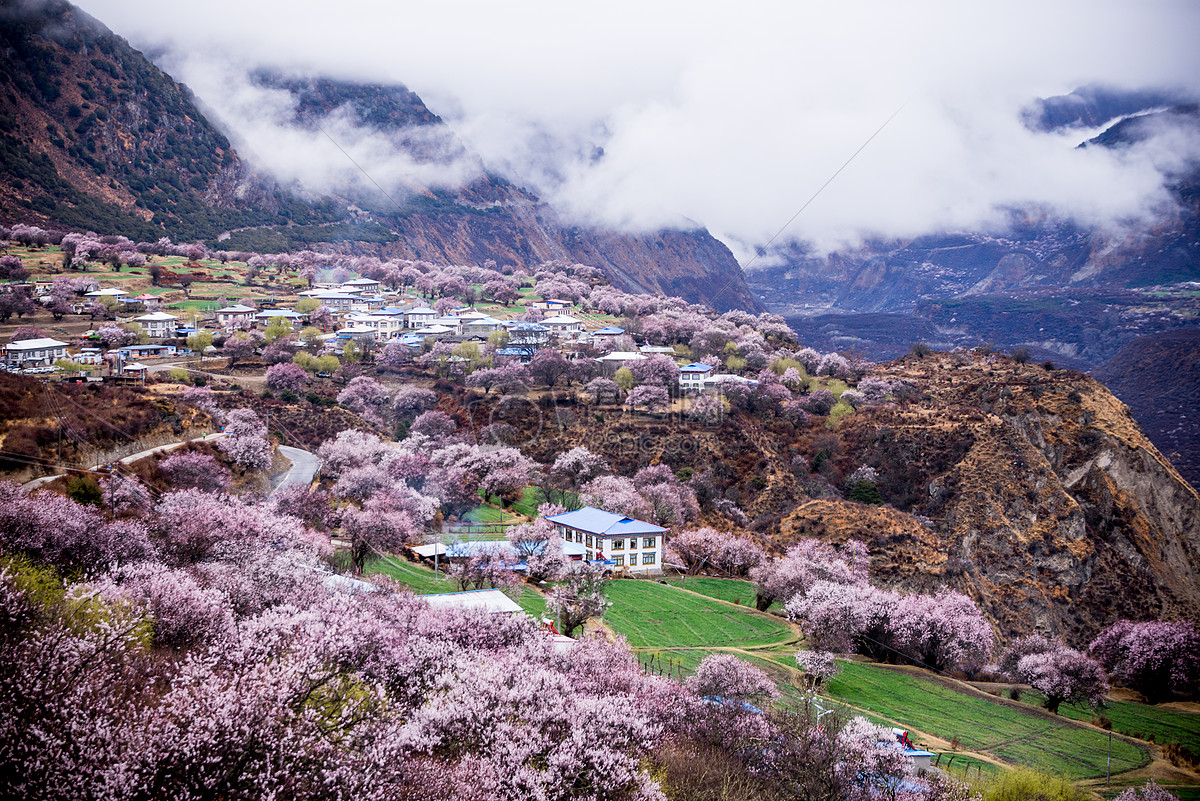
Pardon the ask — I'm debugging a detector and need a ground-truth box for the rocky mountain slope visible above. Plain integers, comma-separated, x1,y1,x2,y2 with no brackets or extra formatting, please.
1092,328,1200,489
0,0,759,310
789,353,1200,645
465,352,1200,646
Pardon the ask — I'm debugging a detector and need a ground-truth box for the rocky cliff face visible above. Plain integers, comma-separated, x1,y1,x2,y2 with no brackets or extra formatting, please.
783,353,1200,646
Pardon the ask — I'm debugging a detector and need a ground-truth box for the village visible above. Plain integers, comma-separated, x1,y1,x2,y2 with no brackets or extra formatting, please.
1,228,1197,800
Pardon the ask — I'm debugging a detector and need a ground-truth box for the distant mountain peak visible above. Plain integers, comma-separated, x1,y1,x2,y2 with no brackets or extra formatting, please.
1021,83,1193,133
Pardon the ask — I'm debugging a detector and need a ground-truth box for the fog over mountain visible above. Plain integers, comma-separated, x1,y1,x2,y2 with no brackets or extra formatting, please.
76,0,1200,261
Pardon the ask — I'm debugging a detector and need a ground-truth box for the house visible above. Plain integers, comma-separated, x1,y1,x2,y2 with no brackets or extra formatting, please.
4,337,68,368
133,311,179,339
75,347,103,366
215,304,257,328
116,343,177,359
545,506,666,574
639,345,676,355
507,322,550,349
404,307,437,328
341,277,381,291
84,287,129,299
702,373,759,395
461,315,505,337
338,314,403,340
255,309,304,329
430,315,463,334
540,314,583,334
412,323,456,339
530,298,573,311
678,362,715,392
310,292,357,310
596,351,647,368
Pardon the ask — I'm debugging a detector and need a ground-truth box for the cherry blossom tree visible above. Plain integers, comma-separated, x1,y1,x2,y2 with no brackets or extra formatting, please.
316,429,389,477
686,653,779,705
625,385,670,411
666,527,764,577
1090,619,1200,703
795,650,839,690
217,408,272,471
892,590,993,672
158,450,231,493
391,385,437,421
550,446,610,491
526,534,570,583
528,349,570,387
341,491,425,573
630,354,679,389
545,562,610,636
749,539,860,612
579,475,653,522
1115,782,1182,801
264,361,307,393
97,472,152,514
268,484,335,530
583,376,622,404
788,580,901,659
411,410,458,439
0,481,154,572
338,376,392,427
465,362,529,395
1016,646,1109,714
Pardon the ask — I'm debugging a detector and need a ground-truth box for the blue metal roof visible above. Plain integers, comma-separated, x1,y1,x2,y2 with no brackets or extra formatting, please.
545,506,667,536
679,362,715,372
593,326,626,335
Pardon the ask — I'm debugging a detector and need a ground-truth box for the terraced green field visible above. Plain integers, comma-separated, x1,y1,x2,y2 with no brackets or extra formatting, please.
662,577,782,611
604,579,795,649
1023,691,1200,756
821,659,1148,780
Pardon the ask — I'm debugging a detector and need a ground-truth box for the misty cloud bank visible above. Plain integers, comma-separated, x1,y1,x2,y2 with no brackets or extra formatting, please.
82,0,1200,260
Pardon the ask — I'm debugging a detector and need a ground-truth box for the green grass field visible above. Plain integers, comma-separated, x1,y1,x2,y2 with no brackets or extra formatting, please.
662,577,783,612
821,659,1149,780
1020,690,1200,756
604,579,795,650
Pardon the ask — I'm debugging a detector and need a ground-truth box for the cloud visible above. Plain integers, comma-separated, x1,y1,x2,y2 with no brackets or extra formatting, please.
78,0,1200,257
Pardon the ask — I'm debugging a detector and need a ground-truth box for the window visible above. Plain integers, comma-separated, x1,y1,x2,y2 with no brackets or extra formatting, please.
586,535,593,547
614,556,624,567
611,538,623,550
643,536,656,549
642,553,656,565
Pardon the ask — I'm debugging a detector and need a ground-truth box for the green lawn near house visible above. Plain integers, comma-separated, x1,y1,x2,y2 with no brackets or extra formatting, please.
662,576,782,612
603,579,795,650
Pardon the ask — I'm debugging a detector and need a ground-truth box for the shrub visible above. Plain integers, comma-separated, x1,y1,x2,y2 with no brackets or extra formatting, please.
65,475,103,506
978,768,1089,801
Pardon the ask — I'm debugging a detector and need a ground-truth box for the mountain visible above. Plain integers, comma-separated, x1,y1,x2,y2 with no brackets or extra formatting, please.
1092,328,1200,489
806,353,1200,644
0,0,760,311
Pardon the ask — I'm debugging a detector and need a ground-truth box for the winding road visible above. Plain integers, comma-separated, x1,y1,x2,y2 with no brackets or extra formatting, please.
271,445,321,496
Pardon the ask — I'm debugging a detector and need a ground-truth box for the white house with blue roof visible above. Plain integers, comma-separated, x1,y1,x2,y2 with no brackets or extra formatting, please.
545,506,666,574
678,362,715,392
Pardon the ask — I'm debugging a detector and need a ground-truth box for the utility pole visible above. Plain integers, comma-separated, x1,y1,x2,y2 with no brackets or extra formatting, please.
1106,731,1112,786
107,465,115,517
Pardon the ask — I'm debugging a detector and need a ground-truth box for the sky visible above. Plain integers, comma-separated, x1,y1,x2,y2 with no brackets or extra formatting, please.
76,0,1200,261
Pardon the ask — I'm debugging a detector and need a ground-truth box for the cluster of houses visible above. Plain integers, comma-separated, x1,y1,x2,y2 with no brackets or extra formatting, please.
5,274,758,393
